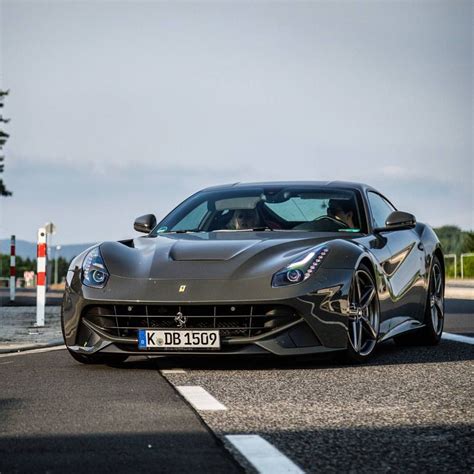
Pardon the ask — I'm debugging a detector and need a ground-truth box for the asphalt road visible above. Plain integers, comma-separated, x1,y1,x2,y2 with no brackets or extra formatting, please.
0,350,241,474
444,299,474,335
160,338,473,473
0,338,472,473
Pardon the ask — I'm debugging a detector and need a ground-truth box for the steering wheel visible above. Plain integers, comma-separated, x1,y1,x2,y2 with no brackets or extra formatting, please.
293,215,349,231
312,215,349,230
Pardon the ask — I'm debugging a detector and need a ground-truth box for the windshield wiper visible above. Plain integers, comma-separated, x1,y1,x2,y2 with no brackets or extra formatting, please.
170,228,274,233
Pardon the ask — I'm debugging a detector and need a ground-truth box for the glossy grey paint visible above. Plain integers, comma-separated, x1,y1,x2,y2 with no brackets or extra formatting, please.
62,181,443,357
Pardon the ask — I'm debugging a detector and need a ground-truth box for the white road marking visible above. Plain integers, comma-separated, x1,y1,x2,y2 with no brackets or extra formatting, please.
0,345,66,358
226,434,305,474
442,332,474,345
161,369,186,374
176,385,227,411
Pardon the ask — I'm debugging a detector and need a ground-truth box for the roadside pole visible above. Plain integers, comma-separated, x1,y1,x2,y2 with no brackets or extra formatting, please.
54,245,61,285
9,235,15,301
36,227,47,327
44,222,56,290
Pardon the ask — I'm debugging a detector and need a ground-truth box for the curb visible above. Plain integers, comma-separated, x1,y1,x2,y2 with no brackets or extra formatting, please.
0,340,64,354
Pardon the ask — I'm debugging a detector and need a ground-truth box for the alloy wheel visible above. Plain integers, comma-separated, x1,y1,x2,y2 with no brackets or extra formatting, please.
429,262,444,336
348,269,379,357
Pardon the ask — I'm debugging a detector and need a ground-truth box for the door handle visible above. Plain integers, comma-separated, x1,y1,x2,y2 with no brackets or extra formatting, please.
418,242,424,251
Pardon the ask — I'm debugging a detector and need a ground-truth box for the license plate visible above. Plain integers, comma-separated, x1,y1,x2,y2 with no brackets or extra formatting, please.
138,329,220,350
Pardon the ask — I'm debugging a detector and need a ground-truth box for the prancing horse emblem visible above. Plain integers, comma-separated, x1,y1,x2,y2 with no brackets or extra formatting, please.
179,285,186,293
174,312,187,328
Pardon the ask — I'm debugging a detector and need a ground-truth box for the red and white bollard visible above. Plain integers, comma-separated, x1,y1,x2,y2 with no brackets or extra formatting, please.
10,235,15,302
36,227,47,327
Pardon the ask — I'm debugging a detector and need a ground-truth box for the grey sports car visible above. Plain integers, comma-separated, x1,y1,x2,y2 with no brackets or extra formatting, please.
61,181,445,364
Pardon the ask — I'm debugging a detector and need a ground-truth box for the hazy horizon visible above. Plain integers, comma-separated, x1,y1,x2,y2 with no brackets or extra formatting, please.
0,0,472,244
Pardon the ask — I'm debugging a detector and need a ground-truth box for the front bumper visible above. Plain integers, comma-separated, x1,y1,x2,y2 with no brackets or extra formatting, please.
62,267,352,357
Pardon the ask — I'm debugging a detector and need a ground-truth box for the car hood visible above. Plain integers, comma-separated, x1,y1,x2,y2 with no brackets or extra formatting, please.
99,231,354,280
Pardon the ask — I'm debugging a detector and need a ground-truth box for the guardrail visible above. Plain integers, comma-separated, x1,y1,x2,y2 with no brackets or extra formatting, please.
444,254,474,279
460,253,474,279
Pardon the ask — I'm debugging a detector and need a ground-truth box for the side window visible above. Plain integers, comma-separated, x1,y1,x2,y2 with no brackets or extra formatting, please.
367,192,395,228
171,201,208,231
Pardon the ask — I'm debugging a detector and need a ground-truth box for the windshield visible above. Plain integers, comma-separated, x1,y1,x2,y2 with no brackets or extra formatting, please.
152,186,363,234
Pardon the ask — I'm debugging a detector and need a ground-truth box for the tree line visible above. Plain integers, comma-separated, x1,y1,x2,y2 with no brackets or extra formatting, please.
0,254,70,284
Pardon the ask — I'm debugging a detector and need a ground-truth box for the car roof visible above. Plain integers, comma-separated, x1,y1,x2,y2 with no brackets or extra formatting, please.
201,181,381,195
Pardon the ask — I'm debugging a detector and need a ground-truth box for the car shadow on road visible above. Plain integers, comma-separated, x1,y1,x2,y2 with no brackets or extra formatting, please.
111,338,473,372
0,431,243,474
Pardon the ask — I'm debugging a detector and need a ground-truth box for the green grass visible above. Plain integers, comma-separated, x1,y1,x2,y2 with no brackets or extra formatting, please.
445,255,474,279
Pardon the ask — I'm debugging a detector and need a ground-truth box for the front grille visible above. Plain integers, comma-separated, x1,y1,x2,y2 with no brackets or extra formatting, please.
82,304,299,341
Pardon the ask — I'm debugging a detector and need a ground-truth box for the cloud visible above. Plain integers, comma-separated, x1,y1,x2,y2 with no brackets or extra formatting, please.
1,155,472,247
380,166,408,178
0,0,471,242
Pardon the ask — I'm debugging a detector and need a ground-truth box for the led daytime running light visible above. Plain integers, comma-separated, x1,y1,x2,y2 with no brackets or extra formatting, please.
303,247,329,280
272,246,329,287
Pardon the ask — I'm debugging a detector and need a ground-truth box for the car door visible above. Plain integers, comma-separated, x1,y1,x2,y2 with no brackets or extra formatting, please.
367,192,425,324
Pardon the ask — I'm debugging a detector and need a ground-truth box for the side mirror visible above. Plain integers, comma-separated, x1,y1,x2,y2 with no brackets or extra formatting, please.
134,214,157,234
375,211,416,233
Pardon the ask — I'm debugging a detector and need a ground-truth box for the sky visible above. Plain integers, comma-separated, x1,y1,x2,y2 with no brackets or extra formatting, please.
0,0,472,245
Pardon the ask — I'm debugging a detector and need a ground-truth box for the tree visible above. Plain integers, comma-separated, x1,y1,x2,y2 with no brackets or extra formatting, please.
0,87,12,196
0,254,36,278
433,226,465,256
434,226,474,278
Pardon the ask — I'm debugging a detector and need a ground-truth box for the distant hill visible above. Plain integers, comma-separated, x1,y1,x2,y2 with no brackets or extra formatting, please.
0,239,97,261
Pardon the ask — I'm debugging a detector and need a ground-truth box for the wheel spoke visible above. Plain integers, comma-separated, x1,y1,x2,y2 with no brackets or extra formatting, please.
355,274,362,300
434,296,444,315
435,271,442,294
432,264,442,295
350,320,361,352
350,321,357,351
431,306,438,332
361,316,377,339
432,271,438,292
357,319,363,349
360,287,376,310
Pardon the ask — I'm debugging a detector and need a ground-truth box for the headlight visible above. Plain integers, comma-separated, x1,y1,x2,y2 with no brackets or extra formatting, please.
272,246,329,287
82,247,109,288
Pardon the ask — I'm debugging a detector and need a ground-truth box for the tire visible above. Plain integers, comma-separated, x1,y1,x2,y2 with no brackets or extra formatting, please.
394,255,444,346
341,264,380,363
67,348,128,365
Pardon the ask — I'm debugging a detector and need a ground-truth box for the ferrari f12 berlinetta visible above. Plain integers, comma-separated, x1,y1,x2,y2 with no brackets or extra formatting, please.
61,182,444,364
